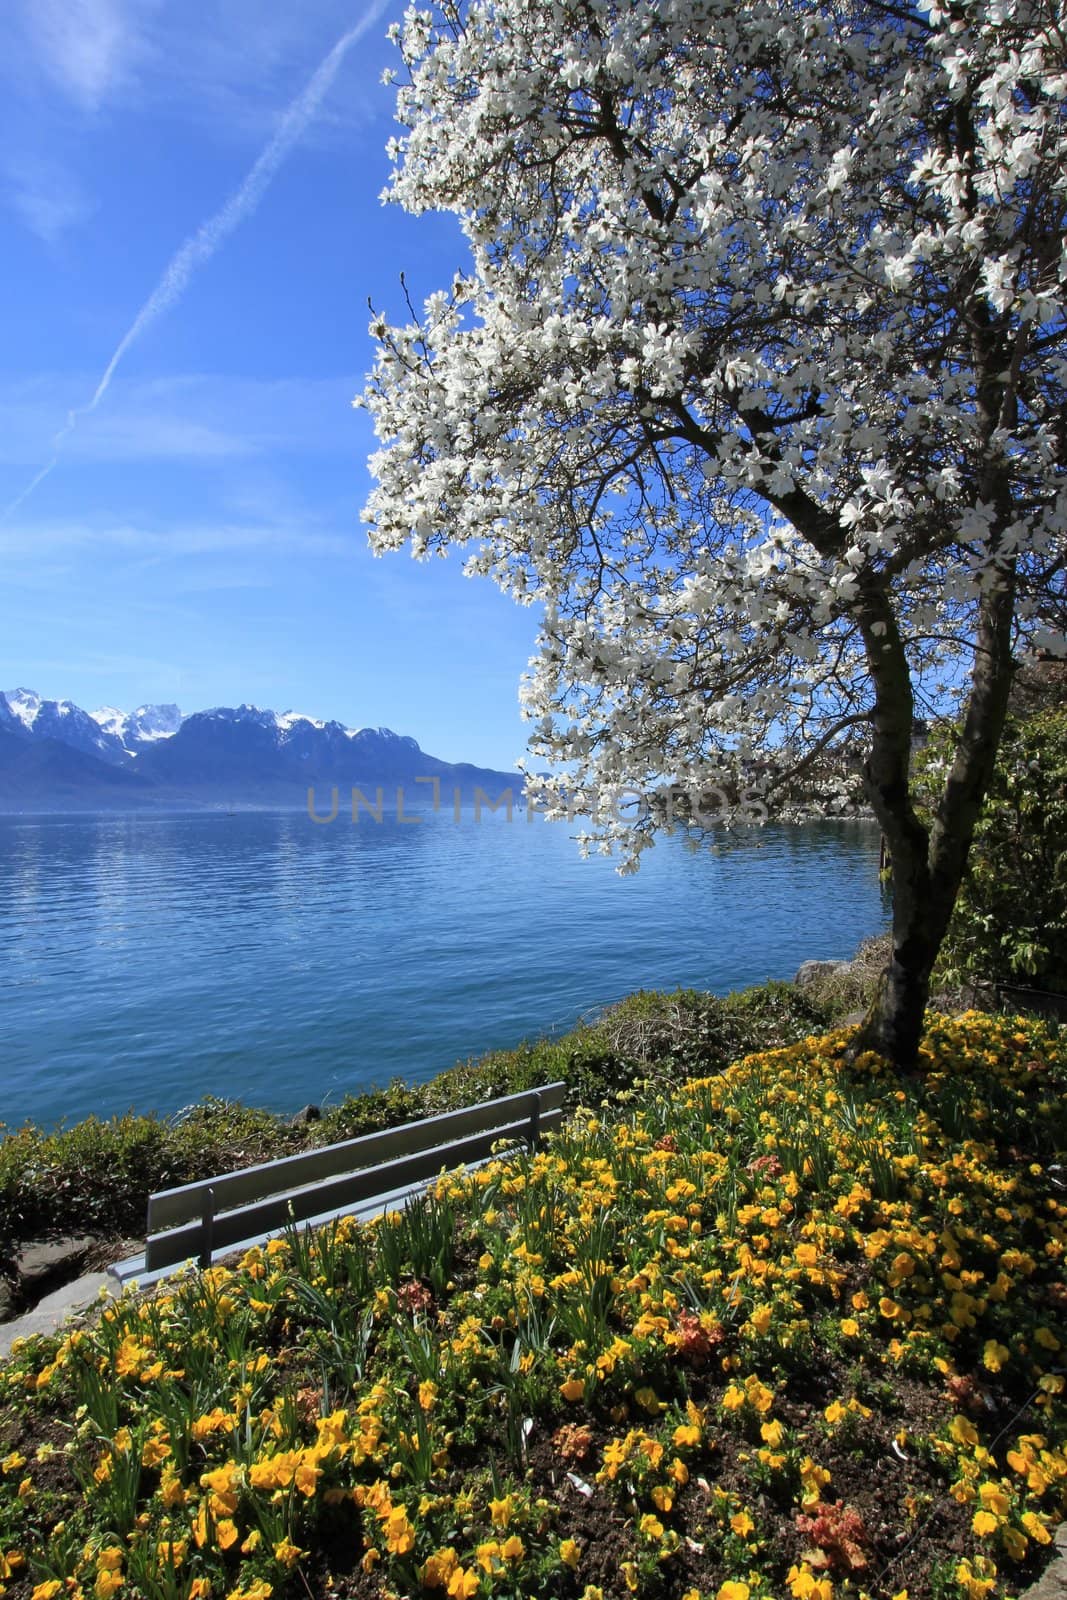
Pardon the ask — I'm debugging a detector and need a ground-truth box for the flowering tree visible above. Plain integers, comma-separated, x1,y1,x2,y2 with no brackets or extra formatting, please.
359,0,1067,1067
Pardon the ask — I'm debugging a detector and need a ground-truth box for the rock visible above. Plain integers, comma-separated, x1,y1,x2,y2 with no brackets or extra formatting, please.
17,1235,97,1291
290,1104,321,1126
0,1272,116,1362
794,959,848,989
1020,1522,1067,1600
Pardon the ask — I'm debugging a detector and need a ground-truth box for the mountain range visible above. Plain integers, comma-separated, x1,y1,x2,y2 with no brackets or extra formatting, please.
0,690,523,812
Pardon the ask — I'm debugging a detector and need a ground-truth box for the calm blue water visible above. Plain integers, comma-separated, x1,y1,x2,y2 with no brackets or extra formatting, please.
0,809,887,1133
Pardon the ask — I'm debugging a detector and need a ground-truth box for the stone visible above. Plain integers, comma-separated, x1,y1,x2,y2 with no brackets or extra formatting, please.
1020,1523,1067,1600
290,1104,321,1126
17,1235,97,1290
0,1271,116,1362
794,959,848,988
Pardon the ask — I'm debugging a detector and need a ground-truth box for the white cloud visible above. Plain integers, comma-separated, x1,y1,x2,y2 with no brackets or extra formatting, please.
0,372,364,466
0,506,354,560
4,154,95,242
19,0,143,112
9,0,389,138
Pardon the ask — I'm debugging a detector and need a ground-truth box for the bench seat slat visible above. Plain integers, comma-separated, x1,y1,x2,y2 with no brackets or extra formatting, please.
148,1083,566,1233
143,1106,565,1273
112,1156,512,1292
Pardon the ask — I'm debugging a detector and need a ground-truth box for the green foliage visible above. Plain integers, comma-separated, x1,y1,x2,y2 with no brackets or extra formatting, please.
918,707,1067,996
0,1100,301,1256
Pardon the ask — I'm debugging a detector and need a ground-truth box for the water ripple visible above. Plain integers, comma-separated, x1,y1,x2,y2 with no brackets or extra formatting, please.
0,811,887,1131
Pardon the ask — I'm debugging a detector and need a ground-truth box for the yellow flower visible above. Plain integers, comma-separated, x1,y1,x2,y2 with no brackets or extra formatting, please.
824,1401,846,1426
488,1494,513,1529
799,1456,831,1504
191,1409,235,1441
973,1510,999,1536
839,1318,860,1338
500,1536,524,1562
160,1469,185,1508
674,1423,702,1448
273,1539,306,1569
635,1386,664,1414
949,1416,979,1448
446,1569,480,1599
475,1542,499,1574
422,1548,459,1587
761,1419,785,1447
225,1585,273,1600
293,1455,321,1497
639,1513,665,1541
787,1568,833,1600
201,1463,240,1517
750,1304,773,1335
560,1539,581,1569
383,1507,416,1555
956,1558,997,1599
419,1380,438,1412
560,1378,585,1402
717,1583,751,1600
982,1341,1010,1373
31,1585,62,1600
730,1510,754,1537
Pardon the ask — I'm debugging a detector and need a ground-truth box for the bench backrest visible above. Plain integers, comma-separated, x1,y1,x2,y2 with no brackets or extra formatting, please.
143,1082,566,1273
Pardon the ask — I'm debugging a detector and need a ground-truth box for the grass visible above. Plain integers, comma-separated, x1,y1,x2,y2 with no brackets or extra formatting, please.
1,1010,1065,1600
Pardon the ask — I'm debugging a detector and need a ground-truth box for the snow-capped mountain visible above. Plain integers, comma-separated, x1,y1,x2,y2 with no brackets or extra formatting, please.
2,688,129,766
91,703,184,754
0,690,521,811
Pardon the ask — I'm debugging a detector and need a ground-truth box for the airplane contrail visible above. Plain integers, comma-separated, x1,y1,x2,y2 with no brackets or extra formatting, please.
1,0,391,523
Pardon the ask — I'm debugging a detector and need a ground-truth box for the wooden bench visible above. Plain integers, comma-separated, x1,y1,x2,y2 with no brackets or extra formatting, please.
109,1082,566,1290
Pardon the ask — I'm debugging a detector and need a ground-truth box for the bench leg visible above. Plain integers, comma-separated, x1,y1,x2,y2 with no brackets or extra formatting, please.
199,1187,216,1269
529,1092,542,1152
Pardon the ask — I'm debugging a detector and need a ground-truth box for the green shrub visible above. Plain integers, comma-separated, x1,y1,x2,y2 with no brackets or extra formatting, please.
918,706,1067,996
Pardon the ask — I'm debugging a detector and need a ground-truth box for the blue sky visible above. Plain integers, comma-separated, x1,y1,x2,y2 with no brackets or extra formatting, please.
0,0,538,772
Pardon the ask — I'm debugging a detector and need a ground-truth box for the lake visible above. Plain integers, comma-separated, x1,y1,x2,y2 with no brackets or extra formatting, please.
0,808,887,1132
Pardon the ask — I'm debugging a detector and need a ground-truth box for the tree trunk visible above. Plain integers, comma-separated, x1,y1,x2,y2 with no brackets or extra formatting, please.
852,563,1017,1069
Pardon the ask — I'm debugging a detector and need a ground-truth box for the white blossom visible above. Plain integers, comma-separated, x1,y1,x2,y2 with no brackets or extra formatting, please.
359,0,1067,885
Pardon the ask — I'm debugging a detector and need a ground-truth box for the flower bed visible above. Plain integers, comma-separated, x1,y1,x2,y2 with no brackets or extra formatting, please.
1,1013,1065,1600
